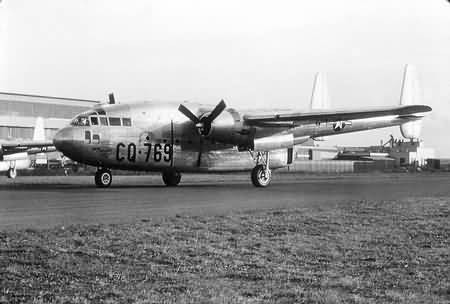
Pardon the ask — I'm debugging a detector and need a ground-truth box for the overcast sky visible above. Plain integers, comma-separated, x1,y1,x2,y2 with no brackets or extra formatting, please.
1,1,449,155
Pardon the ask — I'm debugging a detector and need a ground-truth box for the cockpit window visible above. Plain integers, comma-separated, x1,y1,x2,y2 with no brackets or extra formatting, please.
71,116,90,126
96,109,106,115
90,116,99,126
100,117,108,126
109,117,121,126
122,118,132,126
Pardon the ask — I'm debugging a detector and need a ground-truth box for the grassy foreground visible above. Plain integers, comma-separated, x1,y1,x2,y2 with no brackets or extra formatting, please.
1,198,449,304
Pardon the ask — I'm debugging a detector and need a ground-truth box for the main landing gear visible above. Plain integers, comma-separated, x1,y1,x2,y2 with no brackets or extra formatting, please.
250,151,272,187
162,170,181,186
95,168,112,188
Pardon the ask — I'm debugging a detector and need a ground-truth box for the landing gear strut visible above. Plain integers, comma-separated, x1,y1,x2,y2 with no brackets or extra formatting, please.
95,168,112,188
162,170,181,186
250,151,272,187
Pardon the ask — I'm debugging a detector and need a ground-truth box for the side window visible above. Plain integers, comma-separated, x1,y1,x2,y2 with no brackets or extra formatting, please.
90,116,99,126
85,131,91,144
109,117,121,126
122,118,132,126
92,134,100,144
100,116,108,126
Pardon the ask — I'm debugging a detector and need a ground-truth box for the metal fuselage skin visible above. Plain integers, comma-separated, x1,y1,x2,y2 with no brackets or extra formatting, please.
53,101,420,173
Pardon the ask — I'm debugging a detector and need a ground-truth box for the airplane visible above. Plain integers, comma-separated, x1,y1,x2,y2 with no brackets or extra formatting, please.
0,117,55,178
51,65,432,188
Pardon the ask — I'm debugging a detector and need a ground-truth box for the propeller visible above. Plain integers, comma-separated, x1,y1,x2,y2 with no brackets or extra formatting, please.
178,100,226,136
108,93,116,104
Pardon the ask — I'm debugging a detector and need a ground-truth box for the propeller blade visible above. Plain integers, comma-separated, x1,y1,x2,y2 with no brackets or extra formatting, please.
108,93,116,104
178,104,200,124
205,99,226,123
197,137,203,167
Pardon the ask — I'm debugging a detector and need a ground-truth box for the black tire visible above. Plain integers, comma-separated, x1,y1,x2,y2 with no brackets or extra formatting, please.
162,171,181,186
7,168,17,179
251,165,272,187
95,169,112,188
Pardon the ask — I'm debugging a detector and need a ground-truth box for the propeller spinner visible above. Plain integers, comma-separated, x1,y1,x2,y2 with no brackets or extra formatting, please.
178,100,226,136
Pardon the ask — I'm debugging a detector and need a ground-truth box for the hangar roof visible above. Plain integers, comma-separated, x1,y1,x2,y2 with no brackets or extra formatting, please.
0,92,100,107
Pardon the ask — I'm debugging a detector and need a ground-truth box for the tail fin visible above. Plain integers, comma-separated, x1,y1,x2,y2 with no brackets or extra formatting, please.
33,117,45,141
399,65,422,139
310,72,330,110
310,72,330,141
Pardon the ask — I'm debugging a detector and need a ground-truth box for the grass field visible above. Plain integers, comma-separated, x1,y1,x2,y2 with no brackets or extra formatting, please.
1,197,449,303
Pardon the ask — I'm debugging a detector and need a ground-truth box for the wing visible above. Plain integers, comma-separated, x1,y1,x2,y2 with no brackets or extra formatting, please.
0,140,55,157
243,105,432,127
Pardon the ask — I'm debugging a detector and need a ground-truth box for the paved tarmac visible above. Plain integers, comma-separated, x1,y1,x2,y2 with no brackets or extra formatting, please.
1,173,449,230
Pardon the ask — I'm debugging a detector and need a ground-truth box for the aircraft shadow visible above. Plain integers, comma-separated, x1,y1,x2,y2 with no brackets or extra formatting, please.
0,182,266,191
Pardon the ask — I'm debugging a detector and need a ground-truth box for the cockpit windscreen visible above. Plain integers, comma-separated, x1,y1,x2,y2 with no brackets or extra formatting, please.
71,116,90,126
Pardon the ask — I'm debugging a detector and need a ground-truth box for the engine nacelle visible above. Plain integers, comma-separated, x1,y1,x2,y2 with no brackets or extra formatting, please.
400,120,422,139
206,109,252,147
253,133,294,151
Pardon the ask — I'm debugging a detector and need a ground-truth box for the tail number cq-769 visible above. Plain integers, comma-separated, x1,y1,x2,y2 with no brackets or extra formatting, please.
116,143,172,163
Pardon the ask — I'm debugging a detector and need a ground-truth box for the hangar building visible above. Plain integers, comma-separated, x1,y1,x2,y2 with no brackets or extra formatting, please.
0,92,99,140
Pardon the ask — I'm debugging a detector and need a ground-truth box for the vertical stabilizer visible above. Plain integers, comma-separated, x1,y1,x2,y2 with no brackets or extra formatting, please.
310,73,330,141
310,72,330,110
399,65,422,139
400,65,421,106
33,117,45,141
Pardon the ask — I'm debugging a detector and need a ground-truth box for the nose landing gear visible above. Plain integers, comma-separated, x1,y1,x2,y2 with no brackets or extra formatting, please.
250,151,272,187
7,167,17,179
95,168,112,188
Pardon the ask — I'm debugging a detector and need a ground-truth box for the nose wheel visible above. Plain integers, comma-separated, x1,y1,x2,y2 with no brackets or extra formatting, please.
6,167,17,179
95,168,112,188
162,171,181,186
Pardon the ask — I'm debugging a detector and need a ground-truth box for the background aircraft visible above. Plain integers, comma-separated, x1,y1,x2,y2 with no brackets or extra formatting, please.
0,117,55,178
53,66,431,187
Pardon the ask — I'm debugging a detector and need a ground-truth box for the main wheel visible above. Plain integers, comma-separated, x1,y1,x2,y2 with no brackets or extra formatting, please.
251,165,272,187
162,171,181,186
7,168,17,179
95,169,112,188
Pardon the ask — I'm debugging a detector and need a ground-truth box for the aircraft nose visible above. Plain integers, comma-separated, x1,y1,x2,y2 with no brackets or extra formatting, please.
53,127,74,155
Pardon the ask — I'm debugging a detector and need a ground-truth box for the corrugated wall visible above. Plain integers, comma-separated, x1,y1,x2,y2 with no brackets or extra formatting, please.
282,160,355,173
280,159,395,173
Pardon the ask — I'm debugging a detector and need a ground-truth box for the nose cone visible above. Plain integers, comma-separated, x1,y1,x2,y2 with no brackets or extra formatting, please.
53,127,74,156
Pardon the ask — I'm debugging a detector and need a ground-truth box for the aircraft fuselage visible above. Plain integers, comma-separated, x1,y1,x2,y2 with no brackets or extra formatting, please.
53,101,422,174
